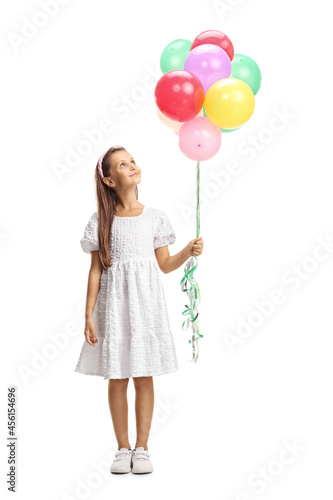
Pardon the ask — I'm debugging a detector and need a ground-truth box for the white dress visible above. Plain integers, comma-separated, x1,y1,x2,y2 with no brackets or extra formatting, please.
74,205,179,379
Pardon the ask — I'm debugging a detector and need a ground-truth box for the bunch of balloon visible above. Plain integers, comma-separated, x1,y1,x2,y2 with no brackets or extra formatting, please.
154,30,262,362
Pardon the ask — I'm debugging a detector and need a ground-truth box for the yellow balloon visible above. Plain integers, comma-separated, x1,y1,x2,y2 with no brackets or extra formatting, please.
204,78,255,129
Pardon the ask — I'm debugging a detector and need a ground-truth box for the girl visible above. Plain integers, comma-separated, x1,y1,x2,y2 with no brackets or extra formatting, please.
75,145,204,474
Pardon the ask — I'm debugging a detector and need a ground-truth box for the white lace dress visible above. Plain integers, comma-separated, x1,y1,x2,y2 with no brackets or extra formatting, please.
74,205,179,379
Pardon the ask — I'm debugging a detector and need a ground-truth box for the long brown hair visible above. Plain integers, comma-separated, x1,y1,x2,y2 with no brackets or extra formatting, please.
95,145,138,269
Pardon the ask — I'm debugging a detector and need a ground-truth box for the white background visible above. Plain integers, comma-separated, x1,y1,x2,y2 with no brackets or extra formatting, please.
1,0,333,498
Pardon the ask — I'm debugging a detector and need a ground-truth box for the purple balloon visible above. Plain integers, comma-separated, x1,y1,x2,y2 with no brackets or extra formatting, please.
178,116,221,161
184,43,232,94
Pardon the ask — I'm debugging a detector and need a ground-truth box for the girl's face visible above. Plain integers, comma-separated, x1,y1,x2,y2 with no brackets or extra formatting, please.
107,150,141,188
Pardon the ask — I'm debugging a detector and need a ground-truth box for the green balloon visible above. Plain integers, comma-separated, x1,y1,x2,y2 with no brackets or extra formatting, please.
203,106,240,133
160,39,193,74
231,54,262,95
220,127,240,133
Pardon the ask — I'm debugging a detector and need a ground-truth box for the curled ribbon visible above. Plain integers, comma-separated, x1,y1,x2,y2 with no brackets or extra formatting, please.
179,161,203,362
180,255,203,362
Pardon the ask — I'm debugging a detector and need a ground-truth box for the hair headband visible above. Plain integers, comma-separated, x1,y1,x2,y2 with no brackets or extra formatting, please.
97,151,107,179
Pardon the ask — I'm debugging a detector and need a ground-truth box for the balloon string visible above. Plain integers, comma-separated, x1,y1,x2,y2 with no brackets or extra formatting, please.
180,161,203,362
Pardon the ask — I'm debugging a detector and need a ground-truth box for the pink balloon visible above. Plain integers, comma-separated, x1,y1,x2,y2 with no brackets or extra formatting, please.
184,44,232,94
178,116,221,161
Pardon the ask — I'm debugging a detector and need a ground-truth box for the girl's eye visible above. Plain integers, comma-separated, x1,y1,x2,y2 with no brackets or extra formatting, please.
120,160,135,167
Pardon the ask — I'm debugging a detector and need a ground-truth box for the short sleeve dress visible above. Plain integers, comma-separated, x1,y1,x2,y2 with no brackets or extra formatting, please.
74,205,179,379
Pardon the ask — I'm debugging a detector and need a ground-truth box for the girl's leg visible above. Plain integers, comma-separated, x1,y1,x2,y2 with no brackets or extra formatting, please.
108,378,131,449
132,376,154,451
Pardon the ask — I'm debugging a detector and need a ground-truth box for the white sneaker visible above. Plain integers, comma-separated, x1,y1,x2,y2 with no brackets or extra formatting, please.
110,448,132,474
131,447,153,474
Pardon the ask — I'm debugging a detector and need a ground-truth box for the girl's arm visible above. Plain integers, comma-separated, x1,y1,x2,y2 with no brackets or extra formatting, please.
155,236,203,274
83,250,103,346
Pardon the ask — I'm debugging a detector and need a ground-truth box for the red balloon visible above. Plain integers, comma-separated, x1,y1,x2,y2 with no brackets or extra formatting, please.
154,70,205,122
191,30,234,61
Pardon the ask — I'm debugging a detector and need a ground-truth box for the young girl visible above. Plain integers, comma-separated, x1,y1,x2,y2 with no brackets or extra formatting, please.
75,145,203,474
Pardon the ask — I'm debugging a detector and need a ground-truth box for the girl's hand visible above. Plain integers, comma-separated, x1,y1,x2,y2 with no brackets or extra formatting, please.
185,236,204,258
84,317,98,346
